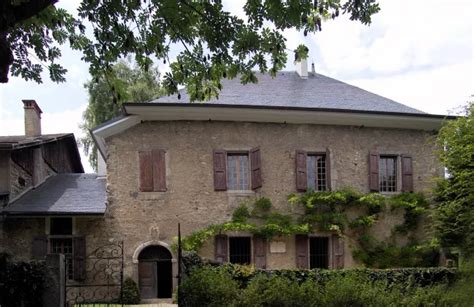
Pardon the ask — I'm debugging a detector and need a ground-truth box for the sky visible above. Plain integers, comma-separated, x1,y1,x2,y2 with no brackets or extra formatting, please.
0,0,472,173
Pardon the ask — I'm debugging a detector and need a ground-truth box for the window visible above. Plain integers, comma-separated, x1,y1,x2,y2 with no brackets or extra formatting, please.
50,217,72,235
379,156,397,192
51,238,74,279
49,217,73,279
307,154,327,191
213,148,262,191
369,152,413,193
309,237,329,269
227,153,250,190
296,149,331,192
229,237,251,265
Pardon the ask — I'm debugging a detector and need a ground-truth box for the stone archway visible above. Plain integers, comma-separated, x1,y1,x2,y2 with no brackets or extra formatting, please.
135,242,174,299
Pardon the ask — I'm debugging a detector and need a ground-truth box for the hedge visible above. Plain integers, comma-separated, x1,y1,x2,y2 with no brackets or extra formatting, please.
178,264,458,307
0,253,48,307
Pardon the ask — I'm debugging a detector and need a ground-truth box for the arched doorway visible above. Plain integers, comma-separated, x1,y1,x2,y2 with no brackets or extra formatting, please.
138,245,173,299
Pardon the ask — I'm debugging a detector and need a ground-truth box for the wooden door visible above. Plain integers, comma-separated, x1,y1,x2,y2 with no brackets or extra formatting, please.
139,261,157,299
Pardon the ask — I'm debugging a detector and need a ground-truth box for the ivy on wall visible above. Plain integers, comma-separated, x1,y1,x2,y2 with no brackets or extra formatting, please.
175,189,438,268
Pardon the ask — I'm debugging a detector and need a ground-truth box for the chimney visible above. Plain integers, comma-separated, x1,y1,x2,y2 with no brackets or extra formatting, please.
295,58,308,79
311,62,316,75
22,99,42,137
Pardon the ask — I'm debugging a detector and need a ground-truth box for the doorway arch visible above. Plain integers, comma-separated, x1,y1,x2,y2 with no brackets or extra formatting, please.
138,245,173,299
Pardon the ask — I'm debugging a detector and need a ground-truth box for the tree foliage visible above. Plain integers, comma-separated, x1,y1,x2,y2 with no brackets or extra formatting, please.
2,0,380,100
80,60,161,170
433,100,474,257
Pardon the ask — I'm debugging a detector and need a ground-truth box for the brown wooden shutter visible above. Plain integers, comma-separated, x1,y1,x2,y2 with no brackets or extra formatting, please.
326,148,332,191
32,236,48,259
369,152,380,192
139,151,153,192
215,235,228,263
250,147,262,190
295,234,309,269
73,236,86,281
253,236,267,269
401,155,414,192
296,150,307,192
332,235,345,269
213,150,227,191
152,149,167,192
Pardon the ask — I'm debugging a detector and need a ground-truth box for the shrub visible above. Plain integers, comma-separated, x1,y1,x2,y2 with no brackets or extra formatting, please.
238,274,316,307
232,204,251,223
120,277,140,304
179,265,457,307
0,254,48,307
179,267,240,307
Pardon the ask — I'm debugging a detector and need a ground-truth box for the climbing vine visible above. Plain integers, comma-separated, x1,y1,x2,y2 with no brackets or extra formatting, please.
175,190,436,268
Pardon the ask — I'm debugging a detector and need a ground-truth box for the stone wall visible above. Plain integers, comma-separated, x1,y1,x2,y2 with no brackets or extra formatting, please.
97,121,441,272
1,121,443,291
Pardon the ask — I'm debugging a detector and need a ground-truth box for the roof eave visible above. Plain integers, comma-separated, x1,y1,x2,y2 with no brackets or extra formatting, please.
124,103,454,130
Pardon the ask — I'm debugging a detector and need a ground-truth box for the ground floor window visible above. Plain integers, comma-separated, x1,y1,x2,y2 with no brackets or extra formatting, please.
229,237,251,264
50,238,74,279
309,237,329,269
49,217,74,279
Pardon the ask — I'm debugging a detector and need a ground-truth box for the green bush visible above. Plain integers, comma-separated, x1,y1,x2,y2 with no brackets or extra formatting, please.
237,275,296,306
179,267,240,307
120,277,140,304
178,265,458,307
0,253,48,307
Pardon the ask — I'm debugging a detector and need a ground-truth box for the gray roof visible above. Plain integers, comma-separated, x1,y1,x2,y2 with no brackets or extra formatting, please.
0,133,71,149
3,174,106,216
153,72,424,114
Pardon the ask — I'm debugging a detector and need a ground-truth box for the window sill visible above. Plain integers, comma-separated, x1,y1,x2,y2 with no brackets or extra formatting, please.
379,191,402,196
226,190,256,197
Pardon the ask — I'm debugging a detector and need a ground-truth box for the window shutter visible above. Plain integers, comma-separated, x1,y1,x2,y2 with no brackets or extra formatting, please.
295,150,307,192
401,155,414,192
152,149,167,192
253,236,267,269
73,236,86,281
295,234,309,269
250,147,262,190
214,235,228,263
369,152,380,192
332,235,345,269
139,151,153,192
32,236,48,259
326,148,332,191
213,150,227,191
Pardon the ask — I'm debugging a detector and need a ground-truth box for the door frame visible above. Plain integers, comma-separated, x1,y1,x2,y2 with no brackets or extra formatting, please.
132,240,177,299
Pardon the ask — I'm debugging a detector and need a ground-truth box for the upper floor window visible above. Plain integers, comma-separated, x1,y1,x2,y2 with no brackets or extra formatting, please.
213,148,262,191
296,149,331,192
307,154,328,191
369,152,413,193
227,153,250,190
379,156,397,192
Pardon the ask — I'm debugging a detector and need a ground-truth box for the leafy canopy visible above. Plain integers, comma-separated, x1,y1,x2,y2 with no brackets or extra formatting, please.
80,59,161,169
2,0,380,100
433,100,474,256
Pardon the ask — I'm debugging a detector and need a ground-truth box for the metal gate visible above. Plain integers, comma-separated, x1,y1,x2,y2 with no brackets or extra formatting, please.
65,241,124,306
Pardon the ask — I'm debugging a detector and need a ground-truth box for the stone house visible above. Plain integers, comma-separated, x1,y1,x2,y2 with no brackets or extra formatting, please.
1,61,451,302
0,100,105,283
